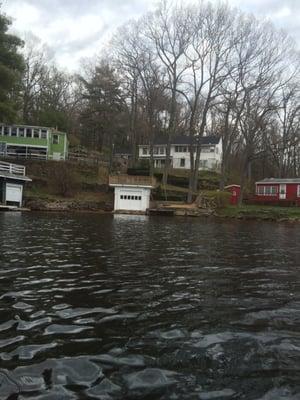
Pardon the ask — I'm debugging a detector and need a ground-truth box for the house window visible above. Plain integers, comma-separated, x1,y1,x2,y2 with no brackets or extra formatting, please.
159,147,165,154
120,195,124,199
180,158,185,167
11,127,17,136
175,146,188,153
19,128,25,137
142,147,148,155
297,185,300,197
257,186,264,195
26,128,32,138
257,185,277,196
154,147,158,154
210,147,215,152
41,129,47,139
52,134,59,144
4,126,9,136
33,129,40,138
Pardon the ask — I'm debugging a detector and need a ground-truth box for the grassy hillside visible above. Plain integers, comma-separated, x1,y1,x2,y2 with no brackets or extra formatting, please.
23,160,112,205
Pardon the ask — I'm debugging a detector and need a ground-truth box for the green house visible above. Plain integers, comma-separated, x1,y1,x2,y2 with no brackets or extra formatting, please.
0,124,68,160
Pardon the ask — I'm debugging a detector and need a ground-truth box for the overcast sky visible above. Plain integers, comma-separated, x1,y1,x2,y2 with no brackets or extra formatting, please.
2,0,300,72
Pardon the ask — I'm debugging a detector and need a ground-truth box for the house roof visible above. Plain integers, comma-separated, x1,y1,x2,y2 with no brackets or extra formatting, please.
140,135,221,146
225,184,241,189
0,171,32,182
256,178,300,184
114,145,132,155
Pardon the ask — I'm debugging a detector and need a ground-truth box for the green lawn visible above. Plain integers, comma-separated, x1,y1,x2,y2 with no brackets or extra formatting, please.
218,204,300,220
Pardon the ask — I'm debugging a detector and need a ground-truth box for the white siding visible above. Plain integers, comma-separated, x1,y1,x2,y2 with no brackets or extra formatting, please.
138,140,222,171
114,186,150,212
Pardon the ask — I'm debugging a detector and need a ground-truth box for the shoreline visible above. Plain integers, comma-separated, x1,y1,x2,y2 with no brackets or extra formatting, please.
11,200,300,223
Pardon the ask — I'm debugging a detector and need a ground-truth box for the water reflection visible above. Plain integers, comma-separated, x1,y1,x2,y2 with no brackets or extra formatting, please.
0,213,299,399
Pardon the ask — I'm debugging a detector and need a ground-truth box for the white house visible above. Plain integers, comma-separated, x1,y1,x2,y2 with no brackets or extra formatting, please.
138,135,222,170
109,175,156,213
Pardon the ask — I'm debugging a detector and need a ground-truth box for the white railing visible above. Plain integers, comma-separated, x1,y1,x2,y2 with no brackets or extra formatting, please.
4,152,47,161
0,161,25,176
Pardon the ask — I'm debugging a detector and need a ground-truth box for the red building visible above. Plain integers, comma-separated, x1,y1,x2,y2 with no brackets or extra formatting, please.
255,178,300,206
225,184,241,205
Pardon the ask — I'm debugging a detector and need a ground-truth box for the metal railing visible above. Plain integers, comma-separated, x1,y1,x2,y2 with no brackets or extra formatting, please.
109,174,156,187
0,161,26,176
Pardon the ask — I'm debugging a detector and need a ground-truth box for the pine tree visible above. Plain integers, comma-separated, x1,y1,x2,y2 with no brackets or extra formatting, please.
0,10,24,122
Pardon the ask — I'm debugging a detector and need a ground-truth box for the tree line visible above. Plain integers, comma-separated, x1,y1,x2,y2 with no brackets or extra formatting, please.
0,1,299,202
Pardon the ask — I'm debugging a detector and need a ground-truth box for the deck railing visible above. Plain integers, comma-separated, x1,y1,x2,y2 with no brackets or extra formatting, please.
0,161,25,176
109,175,156,187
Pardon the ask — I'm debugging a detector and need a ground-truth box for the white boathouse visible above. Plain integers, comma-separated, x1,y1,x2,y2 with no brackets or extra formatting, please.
109,175,156,213
0,161,32,208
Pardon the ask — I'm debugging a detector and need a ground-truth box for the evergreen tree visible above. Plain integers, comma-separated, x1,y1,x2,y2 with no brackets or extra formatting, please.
0,10,24,122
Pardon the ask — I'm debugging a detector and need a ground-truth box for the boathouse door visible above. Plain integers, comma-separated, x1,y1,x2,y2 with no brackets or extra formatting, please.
6,183,23,207
279,184,286,200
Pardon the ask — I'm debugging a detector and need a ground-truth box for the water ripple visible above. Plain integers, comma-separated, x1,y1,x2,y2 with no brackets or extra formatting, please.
0,213,300,399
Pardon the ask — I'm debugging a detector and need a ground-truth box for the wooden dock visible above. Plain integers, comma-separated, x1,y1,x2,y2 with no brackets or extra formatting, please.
0,205,30,212
147,208,175,216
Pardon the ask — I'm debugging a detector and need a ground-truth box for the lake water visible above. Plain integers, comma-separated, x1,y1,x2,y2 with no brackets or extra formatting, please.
0,212,299,399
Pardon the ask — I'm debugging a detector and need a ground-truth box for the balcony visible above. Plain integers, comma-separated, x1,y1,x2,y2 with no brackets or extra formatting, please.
0,161,25,176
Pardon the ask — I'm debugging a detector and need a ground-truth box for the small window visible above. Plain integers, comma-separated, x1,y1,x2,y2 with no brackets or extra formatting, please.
33,129,40,138
0,126,3,135
159,147,164,154
11,127,17,136
271,186,277,195
180,158,185,167
41,129,47,139
175,146,179,152
135,196,138,200
210,147,215,152
142,147,148,155
52,134,59,144
297,185,300,197
19,128,25,137
257,186,264,195
26,128,32,138
120,195,123,199
139,196,141,200
154,147,158,154
4,126,9,136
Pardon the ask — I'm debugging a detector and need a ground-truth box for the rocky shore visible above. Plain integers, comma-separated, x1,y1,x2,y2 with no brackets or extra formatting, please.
25,198,112,212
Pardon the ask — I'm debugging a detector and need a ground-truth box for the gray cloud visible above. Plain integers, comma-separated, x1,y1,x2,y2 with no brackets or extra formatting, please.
2,0,299,71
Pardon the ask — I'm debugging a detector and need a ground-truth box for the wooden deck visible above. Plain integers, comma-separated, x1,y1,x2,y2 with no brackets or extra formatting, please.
0,205,30,212
109,175,156,187
0,161,25,176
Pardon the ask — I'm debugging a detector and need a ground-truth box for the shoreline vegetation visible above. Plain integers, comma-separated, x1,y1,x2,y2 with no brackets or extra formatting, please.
19,160,300,222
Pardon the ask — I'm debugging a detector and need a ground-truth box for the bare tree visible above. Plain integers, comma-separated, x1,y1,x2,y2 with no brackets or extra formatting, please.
145,1,192,184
